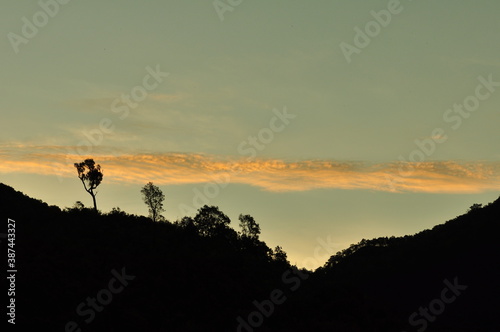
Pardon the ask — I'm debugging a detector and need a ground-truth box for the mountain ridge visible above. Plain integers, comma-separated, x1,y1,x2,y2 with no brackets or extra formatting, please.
1,182,498,331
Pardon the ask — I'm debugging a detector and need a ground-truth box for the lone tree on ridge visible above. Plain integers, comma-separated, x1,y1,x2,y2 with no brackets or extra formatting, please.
141,182,165,222
74,159,103,211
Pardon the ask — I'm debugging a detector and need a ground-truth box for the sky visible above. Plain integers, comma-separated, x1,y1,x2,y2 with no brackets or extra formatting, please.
1,0,499,269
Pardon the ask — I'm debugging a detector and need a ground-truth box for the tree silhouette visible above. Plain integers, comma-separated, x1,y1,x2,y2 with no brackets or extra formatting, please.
468,203,483,212
193,205,231,237
73,201,85,210
272,245,288,263
238,214,260,240
74,159,103,211
140,182,165,222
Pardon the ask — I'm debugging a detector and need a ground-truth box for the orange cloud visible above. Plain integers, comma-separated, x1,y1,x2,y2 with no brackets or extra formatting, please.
1,145,499,194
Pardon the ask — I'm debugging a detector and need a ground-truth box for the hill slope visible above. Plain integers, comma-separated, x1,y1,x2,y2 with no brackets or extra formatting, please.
269,196,500,331
0,183,291,331
1,183,499,331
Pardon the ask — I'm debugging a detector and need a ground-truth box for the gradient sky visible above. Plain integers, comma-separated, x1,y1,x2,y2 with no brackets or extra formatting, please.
1,0,499,268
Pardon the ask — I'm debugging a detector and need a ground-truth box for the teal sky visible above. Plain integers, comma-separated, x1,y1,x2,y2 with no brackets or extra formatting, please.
1,0,499,268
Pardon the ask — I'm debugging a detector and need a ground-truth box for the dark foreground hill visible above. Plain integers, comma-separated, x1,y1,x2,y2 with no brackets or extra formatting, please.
269,197,500,331
1,183,499,331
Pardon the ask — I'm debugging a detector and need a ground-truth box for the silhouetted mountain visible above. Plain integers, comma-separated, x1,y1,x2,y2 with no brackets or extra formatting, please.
267,196,500,331
1,183,499,331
